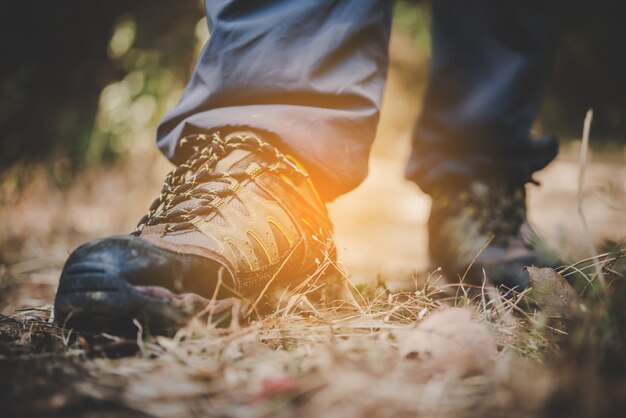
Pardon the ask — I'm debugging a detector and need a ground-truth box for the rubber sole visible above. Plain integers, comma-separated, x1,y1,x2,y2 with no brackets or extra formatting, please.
54,262,191,336
53,235,237,335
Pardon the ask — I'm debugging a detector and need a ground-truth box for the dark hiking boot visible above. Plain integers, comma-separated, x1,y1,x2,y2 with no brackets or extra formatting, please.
428,180,560,293
54,131,334,334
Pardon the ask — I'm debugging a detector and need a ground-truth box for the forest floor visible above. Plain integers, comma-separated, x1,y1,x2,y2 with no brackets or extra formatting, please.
2,32,626,418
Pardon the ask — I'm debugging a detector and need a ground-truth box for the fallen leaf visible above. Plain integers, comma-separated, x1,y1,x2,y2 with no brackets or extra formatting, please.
527,267,584,331
397,307,497,381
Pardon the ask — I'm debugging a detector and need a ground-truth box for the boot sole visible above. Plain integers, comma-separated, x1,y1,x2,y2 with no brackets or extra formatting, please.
54,262,190,335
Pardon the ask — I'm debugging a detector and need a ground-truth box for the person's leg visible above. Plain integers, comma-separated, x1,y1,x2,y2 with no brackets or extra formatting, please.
407,0,559,193
54,0,394,334
408,0,561,290
158,0,394,201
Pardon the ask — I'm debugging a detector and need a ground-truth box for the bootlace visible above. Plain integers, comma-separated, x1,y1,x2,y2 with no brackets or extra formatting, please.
132,132,305,235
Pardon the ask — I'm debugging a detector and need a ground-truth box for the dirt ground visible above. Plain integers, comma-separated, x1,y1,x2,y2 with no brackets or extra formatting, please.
1,30,626,418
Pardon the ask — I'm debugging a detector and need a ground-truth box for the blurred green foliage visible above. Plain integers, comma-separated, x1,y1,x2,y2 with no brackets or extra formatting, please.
0,0,203,177
0,0,624,176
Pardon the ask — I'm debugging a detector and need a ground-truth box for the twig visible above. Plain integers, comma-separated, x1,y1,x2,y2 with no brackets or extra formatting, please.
557,248,625,274
206,269,224,326
132,318,146,356
577,109,605,289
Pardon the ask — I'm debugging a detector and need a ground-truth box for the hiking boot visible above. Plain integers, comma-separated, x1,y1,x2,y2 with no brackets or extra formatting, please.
54,131,334,334
428,180,559,292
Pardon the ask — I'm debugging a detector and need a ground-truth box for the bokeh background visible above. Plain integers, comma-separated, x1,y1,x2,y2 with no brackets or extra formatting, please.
1,0,625,311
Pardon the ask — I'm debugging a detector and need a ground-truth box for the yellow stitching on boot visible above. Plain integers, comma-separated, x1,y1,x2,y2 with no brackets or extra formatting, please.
247,230,273,263
245,162,262,179
212,196,224,208
285,154,325,205
225,238,253,270
300,216,315,234
228,177,241,193
268,217,293,246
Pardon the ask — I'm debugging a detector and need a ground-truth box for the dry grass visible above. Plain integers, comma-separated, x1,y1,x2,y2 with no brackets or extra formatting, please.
0,255,577,418
2,232,626,418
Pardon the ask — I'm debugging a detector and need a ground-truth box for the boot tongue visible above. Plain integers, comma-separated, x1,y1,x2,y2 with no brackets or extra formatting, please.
213,131,275,173
196,148,266,193
212,149,253,173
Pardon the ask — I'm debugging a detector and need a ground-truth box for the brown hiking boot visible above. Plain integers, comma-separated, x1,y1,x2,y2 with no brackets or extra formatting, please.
428,180,560,293
54,131,334,334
